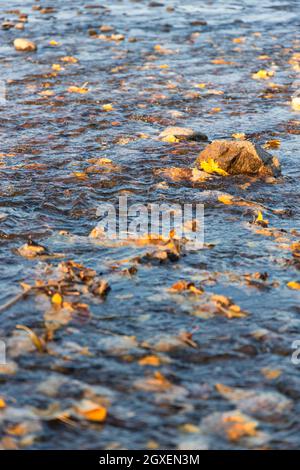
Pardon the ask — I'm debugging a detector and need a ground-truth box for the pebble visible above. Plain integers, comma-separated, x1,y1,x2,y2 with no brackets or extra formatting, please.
13,38,37,52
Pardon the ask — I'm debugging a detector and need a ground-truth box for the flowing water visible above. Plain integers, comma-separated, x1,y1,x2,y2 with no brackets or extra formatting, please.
0,0,300,450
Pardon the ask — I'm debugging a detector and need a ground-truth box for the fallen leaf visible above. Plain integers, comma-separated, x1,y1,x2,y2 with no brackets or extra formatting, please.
15,325,45,353
0,398,6,409
200,158,228,176
61,56,78,63
287,281,300,290
252,70,274,80
52,64,63,71
232,133,246,140
51,293,63,308
263,139,281,149
161,134,180,143
138,355,161,366
74,399,107,422
261,368,282,380
68,85,88,94
102,103,114,111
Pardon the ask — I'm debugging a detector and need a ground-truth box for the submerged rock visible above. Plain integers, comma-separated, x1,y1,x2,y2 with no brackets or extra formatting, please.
159,126,208,142
13,38,37,52
215,383,292,421
196,140,281,176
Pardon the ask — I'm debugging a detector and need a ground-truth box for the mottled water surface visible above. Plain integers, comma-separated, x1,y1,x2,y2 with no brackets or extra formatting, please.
0,0,300,450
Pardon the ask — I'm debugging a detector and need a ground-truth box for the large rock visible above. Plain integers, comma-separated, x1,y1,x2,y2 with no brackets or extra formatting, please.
196,140,281,176
13,38,37,52
159,126,208,142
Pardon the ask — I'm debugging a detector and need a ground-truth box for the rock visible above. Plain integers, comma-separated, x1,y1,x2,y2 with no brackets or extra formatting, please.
196,140,281,176
215,383,292,421
201,410,269,447
2,21,15,30
13,38,37,52
15,23,25,31
159,127,208,142
16,240,48,258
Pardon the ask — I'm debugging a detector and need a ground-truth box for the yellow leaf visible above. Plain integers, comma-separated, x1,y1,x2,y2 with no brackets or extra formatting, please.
97,158,112,164
161,135,180,143
61,56,78,64
263,139,281,149
72,171,88,179
51,293,63,307
0,398,6,409
138,355,161,366
291,97,300,111
102,103,114,111
210,107,222,113
159,64,169,69
256,211,268,226
232,37,246,44
218,194,234,205
252,69,274,80
52,63,63,71
195,83,206,88
67,85,88,94
232,132,246,140
179,423,200,433
200,158,228,176
287,281,300,290
49,40,59,46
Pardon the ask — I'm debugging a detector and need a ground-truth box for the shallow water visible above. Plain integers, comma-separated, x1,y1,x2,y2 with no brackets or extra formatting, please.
0,0,300,450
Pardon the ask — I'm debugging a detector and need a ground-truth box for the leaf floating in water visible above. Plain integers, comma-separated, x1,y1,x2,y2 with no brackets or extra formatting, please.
16,325,46,353
135,371,173,392
52,63,63,71
51,293,63,308
169,280,203,295
0,397,6,409
287,281,300,290
60,56,78,63
67,85,89,94
138,355,161,366
252,69,274,79
263,139,281,149
223,412,258,442
232,132,246,140
261,368,282,380
49,40,60,46
102,103,114,111
75,400,107,422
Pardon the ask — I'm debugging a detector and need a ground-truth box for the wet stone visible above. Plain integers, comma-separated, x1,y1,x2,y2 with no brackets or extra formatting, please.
159,126,208,142
196,140,281,176
13,38,37,52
